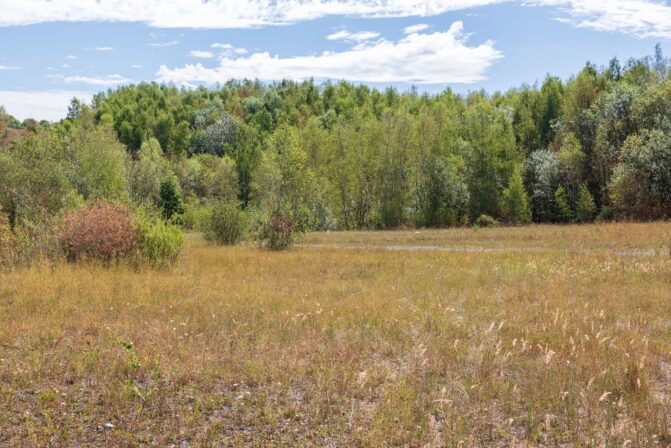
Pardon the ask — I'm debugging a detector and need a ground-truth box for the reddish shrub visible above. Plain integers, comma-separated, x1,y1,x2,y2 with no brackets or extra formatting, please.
61,201,136,262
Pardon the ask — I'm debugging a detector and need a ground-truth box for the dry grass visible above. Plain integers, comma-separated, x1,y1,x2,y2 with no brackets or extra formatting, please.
1,222,671,447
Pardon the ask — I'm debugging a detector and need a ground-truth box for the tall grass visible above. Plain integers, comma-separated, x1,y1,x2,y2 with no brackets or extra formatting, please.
0,222,670,446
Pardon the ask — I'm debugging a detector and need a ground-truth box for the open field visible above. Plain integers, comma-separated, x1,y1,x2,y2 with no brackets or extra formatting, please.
1,222,671,447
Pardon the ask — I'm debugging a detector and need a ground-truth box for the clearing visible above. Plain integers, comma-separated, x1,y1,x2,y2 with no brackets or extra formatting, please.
1,222,671,446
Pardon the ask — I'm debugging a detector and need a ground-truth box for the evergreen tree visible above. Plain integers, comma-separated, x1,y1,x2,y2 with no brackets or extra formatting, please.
575,183,596,223
554,185,573,223
502,167,531,225
159,177,185,223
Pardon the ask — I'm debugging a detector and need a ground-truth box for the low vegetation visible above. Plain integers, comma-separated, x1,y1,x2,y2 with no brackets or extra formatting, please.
1,223,670,446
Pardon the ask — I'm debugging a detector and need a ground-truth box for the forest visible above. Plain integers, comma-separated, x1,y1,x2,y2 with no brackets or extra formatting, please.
2,46,671,254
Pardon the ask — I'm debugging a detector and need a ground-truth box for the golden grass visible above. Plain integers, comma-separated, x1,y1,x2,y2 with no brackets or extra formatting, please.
1,222,670,446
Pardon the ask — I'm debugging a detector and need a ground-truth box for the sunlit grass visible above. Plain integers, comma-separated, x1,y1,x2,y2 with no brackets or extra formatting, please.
1,223,670,446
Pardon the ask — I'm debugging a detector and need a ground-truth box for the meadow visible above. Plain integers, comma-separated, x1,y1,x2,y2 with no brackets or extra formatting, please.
1,222,671,447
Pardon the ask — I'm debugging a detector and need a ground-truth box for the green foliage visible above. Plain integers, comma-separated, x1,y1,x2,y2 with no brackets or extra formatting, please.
203,200,248,245
67,113,129,202
159,177,185,223
610,129,671,219
575,183,597,223
502,167,532,225
5,46,671,238
474,214,497,228
128,138,170,207
133,209,184,267
525,150,559,222
182,197,211,231
554,185,573,223
0,206,14,268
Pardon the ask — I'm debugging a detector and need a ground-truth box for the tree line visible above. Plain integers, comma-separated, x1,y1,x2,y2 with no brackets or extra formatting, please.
2,46,671,236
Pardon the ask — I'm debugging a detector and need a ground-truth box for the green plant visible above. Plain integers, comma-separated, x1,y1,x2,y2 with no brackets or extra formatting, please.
474,214,497,228
133,209,184,267
159,177,185,224
502,167,532,225
203,200,248,245
182,197,211,231
554,185,573,223
575,183,597,223
0,205,15,268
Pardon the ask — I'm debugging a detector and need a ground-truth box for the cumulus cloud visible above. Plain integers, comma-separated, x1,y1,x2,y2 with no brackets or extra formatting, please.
0,0,508,28
0,65,20,71
95,46,114,51
157,21,502,85
529,0,671,38
327,29,381,41
0,90,92,121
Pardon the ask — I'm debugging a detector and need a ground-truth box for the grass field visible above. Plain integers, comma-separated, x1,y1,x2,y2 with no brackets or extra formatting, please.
1,222,671,447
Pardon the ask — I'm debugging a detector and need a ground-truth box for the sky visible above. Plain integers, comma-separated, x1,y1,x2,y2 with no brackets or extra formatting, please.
1,0,670,121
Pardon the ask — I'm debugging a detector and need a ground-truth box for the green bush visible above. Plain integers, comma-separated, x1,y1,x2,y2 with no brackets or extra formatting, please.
182,197,211,231
259,207,300,251
133,210,184,267
203,200,248,245
0,206,14,268
474,214,498,228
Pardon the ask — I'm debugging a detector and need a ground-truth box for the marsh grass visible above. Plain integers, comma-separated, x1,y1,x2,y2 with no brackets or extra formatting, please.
1,222,670,446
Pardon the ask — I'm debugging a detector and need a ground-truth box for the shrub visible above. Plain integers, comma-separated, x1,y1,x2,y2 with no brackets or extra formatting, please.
259,207,299,250
474,214,497,228
182,197,211,231
133,209,184,267
61,201,136,263
0,205,14,268
203,200,248,245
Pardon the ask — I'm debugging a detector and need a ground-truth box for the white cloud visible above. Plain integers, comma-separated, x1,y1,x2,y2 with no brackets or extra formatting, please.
327,29,381,42
404,23,430,34
3,0,670,39
0,90,93,121
131,64,143,69
149,40,179,47
157,21,502,85
61,63,70,69
528,0,671,38
211,43,234,49
190,50,214,58
211,43,248,55
95,46,114,51
66,54,78,60
0,65,20,71
0,0,508,28
62,74,131,86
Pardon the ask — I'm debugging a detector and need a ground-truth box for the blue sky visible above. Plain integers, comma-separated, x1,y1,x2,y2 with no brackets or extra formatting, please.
1,0,670,121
